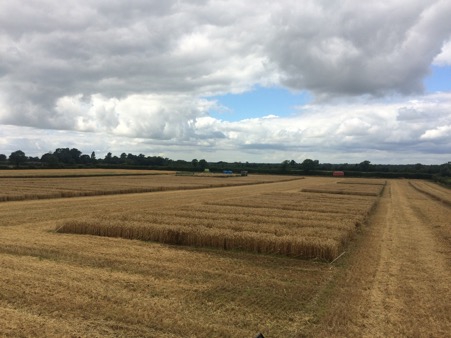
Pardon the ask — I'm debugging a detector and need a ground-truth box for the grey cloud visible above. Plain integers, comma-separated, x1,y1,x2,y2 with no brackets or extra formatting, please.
267,0,451,98
197,131,227,140
1,0,451,158
0,0,269,135
241,143,289,151
397,107,427,121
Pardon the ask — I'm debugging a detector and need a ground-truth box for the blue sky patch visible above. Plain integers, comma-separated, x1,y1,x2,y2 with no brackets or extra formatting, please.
424,65,451,93
209,86,311,121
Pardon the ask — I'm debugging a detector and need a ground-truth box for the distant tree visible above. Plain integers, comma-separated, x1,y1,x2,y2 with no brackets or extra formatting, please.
54,148,81,164
9,150,27,168
0,154,6,162
301,159,316,173
111,155,120,164
104,152,113,163
440,162,451,177
41,153,59,167
359,160,371,172
90,151,96,162
69,148,82,163
136,154,146,165
414,163,424,171
120,153,127,163
79,154,91,164
281,160,290,172
199,159,208,170
191,159,198,168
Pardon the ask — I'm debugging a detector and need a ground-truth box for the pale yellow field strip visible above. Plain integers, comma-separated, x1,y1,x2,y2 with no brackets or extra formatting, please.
0,174,298,202
0,168,173,177
1,177,326,226
408,180,451,206
302,182,386,196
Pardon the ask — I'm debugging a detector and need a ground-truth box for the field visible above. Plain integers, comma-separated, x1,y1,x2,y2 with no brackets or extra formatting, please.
56,181,384,261
0,168,173,177
0,171,449,337
0,171,295,202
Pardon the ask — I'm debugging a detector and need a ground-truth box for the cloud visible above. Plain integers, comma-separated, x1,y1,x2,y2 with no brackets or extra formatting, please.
51,93,215,140
2,92,450,164
267,0,451,98
434,40,451,66
420,125,451,141
188,92,451,162
0,0,275,136
1,1,451,164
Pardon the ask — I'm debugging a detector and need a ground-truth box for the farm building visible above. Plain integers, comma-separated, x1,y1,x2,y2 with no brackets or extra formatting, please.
333,171,345,177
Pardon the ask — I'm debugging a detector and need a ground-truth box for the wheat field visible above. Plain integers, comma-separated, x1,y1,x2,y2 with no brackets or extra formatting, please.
0,173,387,336
56,178,384,261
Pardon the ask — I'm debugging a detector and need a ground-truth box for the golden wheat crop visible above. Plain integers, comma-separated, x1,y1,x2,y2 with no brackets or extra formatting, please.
56,182,382,261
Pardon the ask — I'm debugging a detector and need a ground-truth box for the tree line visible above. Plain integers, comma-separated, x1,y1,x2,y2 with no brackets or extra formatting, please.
1,148,207,170
1,148,450,182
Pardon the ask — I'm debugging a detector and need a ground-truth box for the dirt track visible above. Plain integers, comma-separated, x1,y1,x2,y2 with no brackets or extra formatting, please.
314,180,451,337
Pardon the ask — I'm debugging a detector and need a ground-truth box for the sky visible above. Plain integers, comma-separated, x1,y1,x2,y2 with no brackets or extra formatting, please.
1,0,451,164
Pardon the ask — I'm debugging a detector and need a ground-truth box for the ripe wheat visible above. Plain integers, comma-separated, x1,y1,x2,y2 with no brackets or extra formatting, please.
57,185,382,261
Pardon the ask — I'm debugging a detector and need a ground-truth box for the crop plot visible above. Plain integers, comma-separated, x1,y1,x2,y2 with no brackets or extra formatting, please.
57,182,382,261
0,173,295,202
302,180,386,196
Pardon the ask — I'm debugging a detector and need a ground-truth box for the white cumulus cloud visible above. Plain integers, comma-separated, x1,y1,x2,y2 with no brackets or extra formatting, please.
1,0,451,163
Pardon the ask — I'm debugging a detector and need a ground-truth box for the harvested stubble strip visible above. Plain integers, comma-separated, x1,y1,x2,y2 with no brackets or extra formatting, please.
408,181,451,207
337,180,386,185
301,188,380,197
301,183,385,197
0,185,228,202
56,219,342,261
244,191,379,205
207,199,376,215
193,204,348,219
165,205,361,222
